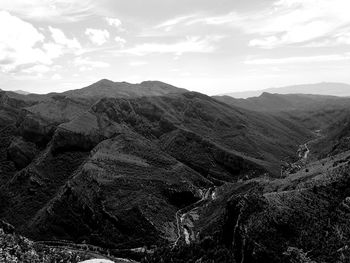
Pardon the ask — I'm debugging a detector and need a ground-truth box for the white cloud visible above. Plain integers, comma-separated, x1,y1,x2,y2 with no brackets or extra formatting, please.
249,20,335,48
0,0,95,22
245,54,350,65
49,27,81,49
85,28,110,45
245,0,350,48
155,14,198,31
176,0,350,48
105,17,122,28
0,11,85,75
114,36,126,47
119,36,223,56
74,57,110,71
0,11,51,73
186,12,242,26
251,0,350,47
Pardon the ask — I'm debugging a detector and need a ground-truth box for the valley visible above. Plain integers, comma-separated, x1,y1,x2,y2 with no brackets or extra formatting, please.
1,80,350,262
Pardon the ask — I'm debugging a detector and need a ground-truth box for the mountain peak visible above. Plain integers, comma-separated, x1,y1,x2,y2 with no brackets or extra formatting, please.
140,80,165,85
13,90,31,95
61,79,187,99
94,79,115,86
222,82,350,98
259,92,275,98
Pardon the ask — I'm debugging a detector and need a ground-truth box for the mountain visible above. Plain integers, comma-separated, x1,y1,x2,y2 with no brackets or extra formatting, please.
0,82,313,248
148,148,350,262
215,92,350,134
62,79,187,99
1,79,350,262
214,92,350,112
13,90,31,95
223,82,350,98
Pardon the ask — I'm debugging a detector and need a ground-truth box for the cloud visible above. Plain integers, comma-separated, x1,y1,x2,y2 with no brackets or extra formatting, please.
85,28,110,45
186,12,242,26
105,17,122,27
155,14,198,31
250,0,350,48
0,11,51,72
0,0,95,22
105,17,126,32
114,36,126,47
245,53,350,65
119,36,223,56
170,0,350,48
249,0,350,48
49,27,81,50
74,57,110,71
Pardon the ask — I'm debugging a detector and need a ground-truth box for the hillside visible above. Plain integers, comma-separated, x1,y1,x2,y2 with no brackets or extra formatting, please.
0,221,90,262
215,92,350,133
1,79,350,262
0,81,316,249
146,149,350,262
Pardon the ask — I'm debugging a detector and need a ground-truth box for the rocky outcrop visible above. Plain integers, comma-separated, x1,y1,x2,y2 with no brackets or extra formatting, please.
18,113,57,146
51,111,128,153
7,137,39,169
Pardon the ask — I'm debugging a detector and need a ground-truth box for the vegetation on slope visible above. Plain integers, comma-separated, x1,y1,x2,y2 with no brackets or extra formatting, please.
0,227,90,263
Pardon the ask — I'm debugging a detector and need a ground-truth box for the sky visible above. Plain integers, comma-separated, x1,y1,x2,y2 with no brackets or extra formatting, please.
1,0,350,95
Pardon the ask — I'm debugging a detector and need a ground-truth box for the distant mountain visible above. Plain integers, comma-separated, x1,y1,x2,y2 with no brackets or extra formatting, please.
13,90,31,95
214,92,350,136
214,92,350,112
223,82,350,98
2,79,188,125
62,79,187,99
2,79,187,104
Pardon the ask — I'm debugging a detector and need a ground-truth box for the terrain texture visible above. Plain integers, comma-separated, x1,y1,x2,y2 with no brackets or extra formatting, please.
1,80,350,262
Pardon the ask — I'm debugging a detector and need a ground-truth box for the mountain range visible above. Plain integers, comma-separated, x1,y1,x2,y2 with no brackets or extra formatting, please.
1,80,350,262
222,82,350,98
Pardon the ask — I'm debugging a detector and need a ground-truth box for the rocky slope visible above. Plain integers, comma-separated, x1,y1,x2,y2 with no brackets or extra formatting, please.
1,79,350,262
0,82,313,248
147,149,350,263
27,132,212,247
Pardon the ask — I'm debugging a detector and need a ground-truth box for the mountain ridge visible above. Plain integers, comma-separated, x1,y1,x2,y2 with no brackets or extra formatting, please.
221,82,350,98
2,79,350,262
